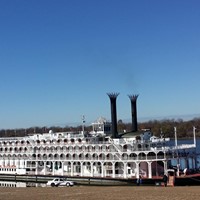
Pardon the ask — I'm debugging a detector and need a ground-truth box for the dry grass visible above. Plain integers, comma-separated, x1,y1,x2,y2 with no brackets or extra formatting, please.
0,186,200,200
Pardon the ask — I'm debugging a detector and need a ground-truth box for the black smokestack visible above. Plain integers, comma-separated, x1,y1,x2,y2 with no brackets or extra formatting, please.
128,94,139,132
107,93,119,138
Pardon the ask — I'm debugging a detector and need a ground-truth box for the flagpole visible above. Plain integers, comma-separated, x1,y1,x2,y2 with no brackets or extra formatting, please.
174,127,177,147
193,126,196,147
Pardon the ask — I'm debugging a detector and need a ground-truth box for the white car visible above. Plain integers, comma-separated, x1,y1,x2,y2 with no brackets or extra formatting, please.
46,178,74,187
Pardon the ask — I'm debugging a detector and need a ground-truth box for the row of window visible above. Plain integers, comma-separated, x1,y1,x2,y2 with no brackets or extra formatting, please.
0,138,107,146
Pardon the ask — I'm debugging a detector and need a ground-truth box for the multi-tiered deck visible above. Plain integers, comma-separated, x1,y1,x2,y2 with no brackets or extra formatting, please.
0,123,198,183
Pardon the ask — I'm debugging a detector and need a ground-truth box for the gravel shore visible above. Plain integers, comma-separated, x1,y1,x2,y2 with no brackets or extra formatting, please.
0,186,200,200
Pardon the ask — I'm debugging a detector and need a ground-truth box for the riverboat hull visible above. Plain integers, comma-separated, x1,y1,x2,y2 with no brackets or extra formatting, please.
175,174,200,186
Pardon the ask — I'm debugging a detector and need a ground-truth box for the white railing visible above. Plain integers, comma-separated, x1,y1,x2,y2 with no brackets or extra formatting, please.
173,144,195,150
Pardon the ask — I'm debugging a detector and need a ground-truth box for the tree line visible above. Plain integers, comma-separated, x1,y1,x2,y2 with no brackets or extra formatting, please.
1,117,200,138
139,118,200,138
118,117,200,138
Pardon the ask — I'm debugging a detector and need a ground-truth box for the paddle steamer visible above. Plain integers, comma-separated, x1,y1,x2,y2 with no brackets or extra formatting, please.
0,93,199,185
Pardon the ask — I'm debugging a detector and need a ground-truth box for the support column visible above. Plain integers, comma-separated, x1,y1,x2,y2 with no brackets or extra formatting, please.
52,162,55,175
5,159,8,166
101,162,104,177
10,159,14,166
148,162,152,178
177,164,180,177
13,159,16,167
91,162,94,177
124,162,127,178
112,162,115,178
163,161,167,174
43,162,46,175
35,161,38,175
81,162,83,176
15,160,19,168
70,162,73,176
61,162,64,176
136,162,140,179
20,159,24,168
24,160,27,168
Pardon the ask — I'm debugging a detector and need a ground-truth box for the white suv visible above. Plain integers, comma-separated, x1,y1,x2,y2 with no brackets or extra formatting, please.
47,178,74,187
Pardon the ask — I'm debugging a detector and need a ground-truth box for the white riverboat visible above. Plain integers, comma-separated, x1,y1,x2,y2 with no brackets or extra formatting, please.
0,120,198,180
0,94,198,181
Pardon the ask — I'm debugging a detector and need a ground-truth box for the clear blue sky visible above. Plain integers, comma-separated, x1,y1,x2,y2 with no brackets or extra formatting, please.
0,0,200,129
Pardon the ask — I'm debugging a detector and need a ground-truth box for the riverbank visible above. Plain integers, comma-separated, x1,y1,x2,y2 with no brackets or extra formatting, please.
0,186,200,200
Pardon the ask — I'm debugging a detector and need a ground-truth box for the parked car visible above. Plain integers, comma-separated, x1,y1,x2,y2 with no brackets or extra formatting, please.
46,178,74,187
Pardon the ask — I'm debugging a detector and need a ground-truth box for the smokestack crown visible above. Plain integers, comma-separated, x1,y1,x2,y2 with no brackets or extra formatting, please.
107,93,119,99
128,94,139,102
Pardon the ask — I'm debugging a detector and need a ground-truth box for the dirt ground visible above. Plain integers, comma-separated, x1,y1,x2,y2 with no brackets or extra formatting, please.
0,186,200,200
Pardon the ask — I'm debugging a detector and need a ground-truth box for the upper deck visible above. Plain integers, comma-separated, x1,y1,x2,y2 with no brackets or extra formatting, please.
0,130,196,155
